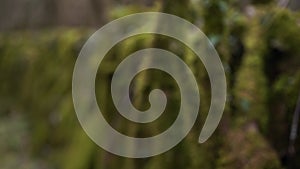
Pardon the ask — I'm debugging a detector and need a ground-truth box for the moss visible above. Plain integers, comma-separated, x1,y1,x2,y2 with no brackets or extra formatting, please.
233,13,269,131
217,123,282,169
266,9,300,54
1,2,299,168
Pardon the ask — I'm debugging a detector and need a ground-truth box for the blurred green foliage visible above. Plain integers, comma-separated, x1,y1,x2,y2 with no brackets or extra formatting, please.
0,1,300,169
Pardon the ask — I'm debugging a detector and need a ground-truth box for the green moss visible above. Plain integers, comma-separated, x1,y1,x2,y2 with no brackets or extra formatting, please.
217,124,281,169
233,15,269,131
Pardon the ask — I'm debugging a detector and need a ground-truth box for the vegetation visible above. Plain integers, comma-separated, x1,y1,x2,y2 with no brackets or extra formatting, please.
0,0,300,169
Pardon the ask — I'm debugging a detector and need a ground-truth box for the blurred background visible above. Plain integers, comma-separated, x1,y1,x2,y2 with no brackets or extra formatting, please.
0,0,300,169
